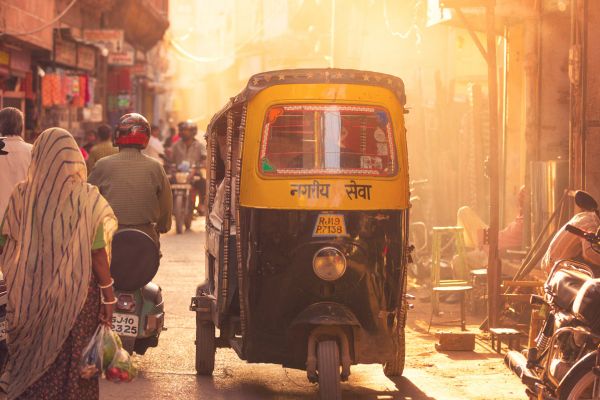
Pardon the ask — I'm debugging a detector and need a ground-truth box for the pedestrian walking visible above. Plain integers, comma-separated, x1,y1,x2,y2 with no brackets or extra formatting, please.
0,107,32,219
82,129,97,154
143,124,166,165
86,124,117,172
0,128,117,400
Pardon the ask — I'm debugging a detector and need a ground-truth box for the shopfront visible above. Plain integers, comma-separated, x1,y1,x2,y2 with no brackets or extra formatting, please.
39,31,100,141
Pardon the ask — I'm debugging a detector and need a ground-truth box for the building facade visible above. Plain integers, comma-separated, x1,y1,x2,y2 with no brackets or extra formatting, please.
0,0,169,141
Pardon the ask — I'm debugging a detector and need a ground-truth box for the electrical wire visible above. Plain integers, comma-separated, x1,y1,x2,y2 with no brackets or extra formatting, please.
168,0,309,65
0,0,79,37
382,0,422,45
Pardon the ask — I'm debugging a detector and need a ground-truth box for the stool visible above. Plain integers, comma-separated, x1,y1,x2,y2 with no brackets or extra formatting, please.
469,268,488,314
428,285,473,332
489,328,521,353
431,227,470,314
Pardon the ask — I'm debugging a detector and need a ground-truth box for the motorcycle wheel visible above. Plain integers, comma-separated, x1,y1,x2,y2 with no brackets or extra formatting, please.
174,194,184,234
195,313,216,375
317,340,342,400
185,196,193,230
560,353,598,400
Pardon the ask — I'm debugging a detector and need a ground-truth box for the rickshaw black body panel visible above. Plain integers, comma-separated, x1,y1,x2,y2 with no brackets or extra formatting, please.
291,302,361,327
228,208,407,369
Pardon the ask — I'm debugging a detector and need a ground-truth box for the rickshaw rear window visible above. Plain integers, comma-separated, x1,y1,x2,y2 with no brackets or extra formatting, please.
259,105,397,176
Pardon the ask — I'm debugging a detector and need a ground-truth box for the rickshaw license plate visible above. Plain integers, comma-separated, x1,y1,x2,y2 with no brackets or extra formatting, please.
313,214,347,237
111,313,139,337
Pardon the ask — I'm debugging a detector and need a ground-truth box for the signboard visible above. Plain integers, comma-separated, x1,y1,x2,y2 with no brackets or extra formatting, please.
0,50,9,75
54,38,77,67
130,63,148,76
83,104,103,122
10,49,31,73
83,29,124,53
108,43,135,66
77,45,96,71
0,50,10,67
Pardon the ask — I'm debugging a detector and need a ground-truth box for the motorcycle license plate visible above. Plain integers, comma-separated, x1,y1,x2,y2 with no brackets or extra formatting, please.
171,183,190,190
313,214,347,237
0,320,6,341
112,313,139,337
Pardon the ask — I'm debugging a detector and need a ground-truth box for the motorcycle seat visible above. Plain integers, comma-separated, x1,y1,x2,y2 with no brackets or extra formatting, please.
547,269,589,311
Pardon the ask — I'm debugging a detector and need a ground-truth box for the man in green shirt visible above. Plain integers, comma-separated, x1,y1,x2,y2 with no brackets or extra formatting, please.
89,113,172,244
87,124,118,173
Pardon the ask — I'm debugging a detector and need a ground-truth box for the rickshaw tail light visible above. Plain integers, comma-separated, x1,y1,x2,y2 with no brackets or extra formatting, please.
313,247,346,281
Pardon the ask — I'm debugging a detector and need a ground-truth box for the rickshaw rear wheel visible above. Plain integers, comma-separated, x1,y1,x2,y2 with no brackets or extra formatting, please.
384,297,407,377
317,340,342,400
195,314,216,375
383,327,406,377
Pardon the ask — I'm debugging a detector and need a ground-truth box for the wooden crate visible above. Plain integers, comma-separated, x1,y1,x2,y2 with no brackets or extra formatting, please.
435,331,476,351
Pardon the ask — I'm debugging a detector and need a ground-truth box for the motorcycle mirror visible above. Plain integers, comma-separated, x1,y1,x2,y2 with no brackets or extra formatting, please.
574,190,598,212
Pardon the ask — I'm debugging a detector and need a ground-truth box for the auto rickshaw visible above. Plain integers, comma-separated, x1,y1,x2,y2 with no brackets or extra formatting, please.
190,68,410,399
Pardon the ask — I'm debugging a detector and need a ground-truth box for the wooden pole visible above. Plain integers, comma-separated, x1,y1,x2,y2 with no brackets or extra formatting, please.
486,0,501,329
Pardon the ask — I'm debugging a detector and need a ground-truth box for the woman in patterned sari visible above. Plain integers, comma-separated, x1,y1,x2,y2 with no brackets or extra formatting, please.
0,128,117,399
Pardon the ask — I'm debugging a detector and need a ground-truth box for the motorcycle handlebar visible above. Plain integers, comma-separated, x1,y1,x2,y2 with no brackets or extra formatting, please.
565,224,587,238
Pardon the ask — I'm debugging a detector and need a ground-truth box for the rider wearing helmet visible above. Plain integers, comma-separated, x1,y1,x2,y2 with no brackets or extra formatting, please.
171,120,207,218
89,113,172,243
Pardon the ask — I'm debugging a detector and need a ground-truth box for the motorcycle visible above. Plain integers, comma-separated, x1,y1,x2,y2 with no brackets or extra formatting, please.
110,229,165,355
505,190,600,399
0,272,7,373
169,162,204,234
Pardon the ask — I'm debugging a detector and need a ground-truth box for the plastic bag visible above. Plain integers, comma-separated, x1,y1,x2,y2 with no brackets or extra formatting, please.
79,324,137,383
105,348,138,383
79,325,103,379
101,326,122,370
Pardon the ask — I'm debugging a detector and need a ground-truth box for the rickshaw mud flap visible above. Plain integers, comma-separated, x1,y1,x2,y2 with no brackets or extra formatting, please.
306,326,352,383
190,294,216,321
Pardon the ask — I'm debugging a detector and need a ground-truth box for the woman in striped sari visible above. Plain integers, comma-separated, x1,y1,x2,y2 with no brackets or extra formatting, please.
0,128,117,399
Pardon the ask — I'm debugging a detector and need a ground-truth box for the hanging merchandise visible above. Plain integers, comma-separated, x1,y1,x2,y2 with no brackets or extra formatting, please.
61,72,70,106
51,73,63,106
41,74,53,107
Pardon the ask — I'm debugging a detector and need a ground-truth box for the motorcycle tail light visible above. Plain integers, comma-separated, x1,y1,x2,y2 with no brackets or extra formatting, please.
145,313,164,332
116,294,136,312
175,172,189,184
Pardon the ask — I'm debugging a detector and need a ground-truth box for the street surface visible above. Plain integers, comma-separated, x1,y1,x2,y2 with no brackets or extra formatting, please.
100,218,526,399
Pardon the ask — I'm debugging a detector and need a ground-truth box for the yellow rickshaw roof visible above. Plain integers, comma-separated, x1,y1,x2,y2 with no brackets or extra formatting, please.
207,68,406,133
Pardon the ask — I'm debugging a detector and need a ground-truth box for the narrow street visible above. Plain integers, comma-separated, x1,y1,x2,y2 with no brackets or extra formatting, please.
100,219,525,400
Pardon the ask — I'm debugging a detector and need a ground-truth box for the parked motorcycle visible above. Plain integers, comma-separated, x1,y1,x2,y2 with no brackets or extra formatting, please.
110,229,165,355
505,190,600,399
0,272,7,373
169,162,204,234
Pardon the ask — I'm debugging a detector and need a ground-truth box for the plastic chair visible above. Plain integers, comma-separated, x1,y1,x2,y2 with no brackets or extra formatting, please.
431,226,470,314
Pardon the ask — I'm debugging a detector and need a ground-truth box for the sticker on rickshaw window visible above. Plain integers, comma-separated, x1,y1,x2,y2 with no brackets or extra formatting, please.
313,214,348,237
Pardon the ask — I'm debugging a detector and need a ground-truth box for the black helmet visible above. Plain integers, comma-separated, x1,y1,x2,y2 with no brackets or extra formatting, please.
114,113,151,149
178,120,197,137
